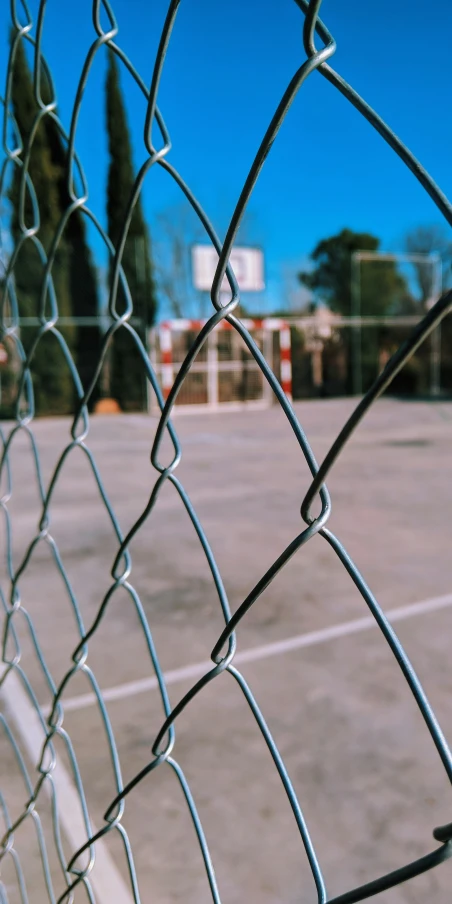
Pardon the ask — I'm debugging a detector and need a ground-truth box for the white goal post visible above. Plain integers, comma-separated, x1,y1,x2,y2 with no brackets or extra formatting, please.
351,251,443,396
148,318,292,414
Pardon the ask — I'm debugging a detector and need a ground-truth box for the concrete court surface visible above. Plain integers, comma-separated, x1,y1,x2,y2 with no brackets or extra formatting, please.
1,397,452,902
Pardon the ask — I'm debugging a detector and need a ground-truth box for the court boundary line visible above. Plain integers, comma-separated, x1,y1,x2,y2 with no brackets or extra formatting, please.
0,668,133,904
45,591,452,715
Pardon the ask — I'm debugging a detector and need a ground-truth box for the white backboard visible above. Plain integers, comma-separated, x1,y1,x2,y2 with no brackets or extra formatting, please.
192,245,264,293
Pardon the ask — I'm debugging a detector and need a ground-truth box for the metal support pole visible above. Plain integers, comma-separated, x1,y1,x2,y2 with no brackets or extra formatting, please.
207,329,219,409
429,255,442,398
351,253,362,395
430,326,441,397
147,327,156,414
263,328,273,405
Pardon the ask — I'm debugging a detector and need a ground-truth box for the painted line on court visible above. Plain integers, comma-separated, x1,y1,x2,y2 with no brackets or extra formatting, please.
46,591,452,715
0,668,134,904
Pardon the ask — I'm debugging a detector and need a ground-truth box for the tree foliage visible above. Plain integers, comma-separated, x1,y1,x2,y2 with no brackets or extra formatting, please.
7,37,101,414
299,228,410,317
105,51,157,410
8,36,75,414
42,104,101,405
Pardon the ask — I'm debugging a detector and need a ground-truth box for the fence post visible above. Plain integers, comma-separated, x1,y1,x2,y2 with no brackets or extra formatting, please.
207,329,219,408
429,257,442,397
159,322,174,401
280,323,292,401
351,252,362,396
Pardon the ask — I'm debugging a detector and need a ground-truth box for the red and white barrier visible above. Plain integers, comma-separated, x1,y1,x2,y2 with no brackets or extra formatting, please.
155,317,292,407
279,324,292,400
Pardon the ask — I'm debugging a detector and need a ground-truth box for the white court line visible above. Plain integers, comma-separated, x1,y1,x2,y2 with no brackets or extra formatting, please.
3,591,452,904
50,591,452,715
0,668,133,904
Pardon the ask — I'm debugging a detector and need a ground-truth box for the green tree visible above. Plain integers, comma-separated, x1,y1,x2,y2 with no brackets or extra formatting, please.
43,113,102,407
299,228,410,317
299,228,415,394
7,36,75,415
105,51,156,410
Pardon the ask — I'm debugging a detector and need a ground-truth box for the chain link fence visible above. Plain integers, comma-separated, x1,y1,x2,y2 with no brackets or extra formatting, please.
1,1,452,902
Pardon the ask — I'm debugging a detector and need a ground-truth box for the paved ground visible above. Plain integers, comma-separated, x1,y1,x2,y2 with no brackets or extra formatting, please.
2,397,452,902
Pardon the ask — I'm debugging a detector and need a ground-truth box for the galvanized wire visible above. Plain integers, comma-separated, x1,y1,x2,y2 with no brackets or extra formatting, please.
1,1,452,902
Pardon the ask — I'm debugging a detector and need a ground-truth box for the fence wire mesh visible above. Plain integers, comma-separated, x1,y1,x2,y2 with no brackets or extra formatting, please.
1,1,452,902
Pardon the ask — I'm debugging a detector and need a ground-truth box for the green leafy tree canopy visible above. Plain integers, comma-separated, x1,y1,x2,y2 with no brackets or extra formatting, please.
299,228,411,317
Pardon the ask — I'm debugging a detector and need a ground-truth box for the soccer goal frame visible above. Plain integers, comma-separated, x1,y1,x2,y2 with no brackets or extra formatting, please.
351,251,443,396
148,318,292,414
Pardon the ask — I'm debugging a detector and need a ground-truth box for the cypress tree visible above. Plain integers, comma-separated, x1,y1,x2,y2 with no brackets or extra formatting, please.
105,51,156,410
8,36,75,415
43,114,102,408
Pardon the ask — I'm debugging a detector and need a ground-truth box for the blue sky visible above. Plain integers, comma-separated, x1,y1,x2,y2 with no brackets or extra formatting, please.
2,0,452,316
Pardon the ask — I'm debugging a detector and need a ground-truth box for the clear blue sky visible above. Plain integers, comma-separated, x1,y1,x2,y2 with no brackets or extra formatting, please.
2,0,452,316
